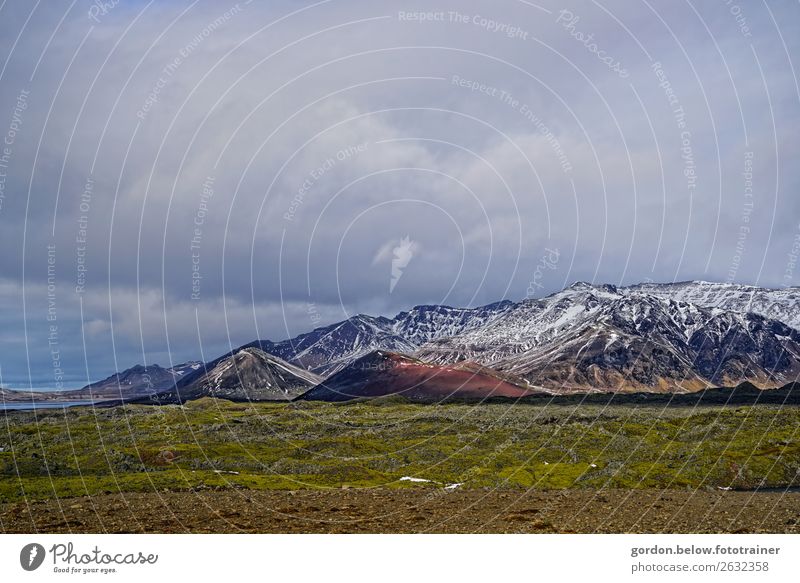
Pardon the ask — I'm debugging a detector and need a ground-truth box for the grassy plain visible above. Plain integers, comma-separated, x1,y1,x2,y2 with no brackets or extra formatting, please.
2,397,799,502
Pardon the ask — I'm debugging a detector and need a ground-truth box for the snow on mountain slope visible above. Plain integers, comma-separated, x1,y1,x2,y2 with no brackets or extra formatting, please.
249,315,417,376
250,301,514,376
416,283,620,364
160,348,321,402
415,282,800,392
390,301,514,345
192,280,798,394
64,361,205,399
625,281,800,330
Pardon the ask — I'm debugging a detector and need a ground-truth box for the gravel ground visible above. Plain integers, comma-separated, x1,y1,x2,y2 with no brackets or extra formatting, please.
2,488,799,533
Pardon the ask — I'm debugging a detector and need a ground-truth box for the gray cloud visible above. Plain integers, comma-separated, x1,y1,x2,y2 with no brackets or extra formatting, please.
0,0,798,387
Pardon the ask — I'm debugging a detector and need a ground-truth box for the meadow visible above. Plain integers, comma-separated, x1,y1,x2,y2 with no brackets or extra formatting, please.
2,398,799,502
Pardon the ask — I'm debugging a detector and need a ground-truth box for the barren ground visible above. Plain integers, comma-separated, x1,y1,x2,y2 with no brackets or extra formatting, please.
3,488,799,533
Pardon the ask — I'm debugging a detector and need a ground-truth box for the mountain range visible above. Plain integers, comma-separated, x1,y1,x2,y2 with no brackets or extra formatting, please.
246,300,513,376
416,282,800,392
0,362,203,402
3,281,798,403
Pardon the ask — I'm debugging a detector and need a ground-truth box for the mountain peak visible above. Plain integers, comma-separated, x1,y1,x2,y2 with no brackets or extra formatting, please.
164,346,321,402
564,281,618,294
567,280,595,289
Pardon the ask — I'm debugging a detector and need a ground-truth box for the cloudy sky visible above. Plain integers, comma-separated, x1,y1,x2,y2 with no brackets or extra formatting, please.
0,0,798,388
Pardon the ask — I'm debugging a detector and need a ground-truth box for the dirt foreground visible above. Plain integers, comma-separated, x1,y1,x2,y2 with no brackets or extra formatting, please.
3,488,799,533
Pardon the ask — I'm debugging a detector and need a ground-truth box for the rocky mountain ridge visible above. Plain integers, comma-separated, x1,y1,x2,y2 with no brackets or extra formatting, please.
415,282,800,392
5,281,798,401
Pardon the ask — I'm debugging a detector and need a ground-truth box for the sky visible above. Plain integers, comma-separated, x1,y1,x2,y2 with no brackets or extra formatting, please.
0,0,798,388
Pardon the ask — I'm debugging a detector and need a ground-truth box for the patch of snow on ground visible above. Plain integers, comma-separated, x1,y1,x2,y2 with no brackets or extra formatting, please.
399,476,431,483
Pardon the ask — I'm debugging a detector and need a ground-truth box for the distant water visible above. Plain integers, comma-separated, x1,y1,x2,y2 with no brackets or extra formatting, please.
0,400,98,411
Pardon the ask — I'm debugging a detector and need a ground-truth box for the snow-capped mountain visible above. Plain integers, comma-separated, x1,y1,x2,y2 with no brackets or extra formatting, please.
69,361,204,399
168,361,205,378
415,282,800,392
624,281,800,329
157,348,321,402
249,301,514,376
252,315,417,376
0,361,204,402
60,280,796,400
390,301,514,345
